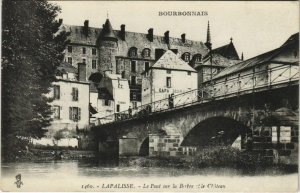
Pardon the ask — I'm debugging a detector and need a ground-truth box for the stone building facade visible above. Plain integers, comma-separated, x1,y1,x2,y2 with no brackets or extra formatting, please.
59,19,240,108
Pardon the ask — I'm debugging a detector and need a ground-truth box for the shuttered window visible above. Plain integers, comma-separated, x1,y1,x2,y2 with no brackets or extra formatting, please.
69,107,81,121
72,88,79,101
53,85,60,99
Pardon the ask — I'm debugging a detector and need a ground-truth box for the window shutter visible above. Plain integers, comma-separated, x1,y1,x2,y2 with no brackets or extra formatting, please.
69,107,73,120
78,108,81,120
76,89,79,101
58,86,60,99
72,88,75,101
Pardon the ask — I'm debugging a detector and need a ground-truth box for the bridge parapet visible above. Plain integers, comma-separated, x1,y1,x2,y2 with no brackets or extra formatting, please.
96,63,298,126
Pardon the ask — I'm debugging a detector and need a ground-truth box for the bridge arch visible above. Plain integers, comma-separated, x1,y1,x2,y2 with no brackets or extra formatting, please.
139,137,149,156
181,116,251,147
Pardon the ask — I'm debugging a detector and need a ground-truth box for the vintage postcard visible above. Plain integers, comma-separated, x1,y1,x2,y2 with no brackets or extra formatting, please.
1,0,299,192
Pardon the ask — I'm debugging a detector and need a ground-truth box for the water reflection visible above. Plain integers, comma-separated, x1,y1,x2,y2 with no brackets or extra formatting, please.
1,157,297,179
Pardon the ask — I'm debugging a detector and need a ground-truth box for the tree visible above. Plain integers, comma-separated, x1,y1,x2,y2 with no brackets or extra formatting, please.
1,0,69,161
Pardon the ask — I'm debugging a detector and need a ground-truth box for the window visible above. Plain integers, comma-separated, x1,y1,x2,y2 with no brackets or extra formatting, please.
72,87,79,101
129,47,137,57
53,85,60,99
131,61,136,72
121,71,126,79
116,104,120,112
67,46,72,53
143,48,150,58
69,107,81,121
67,57,72,65
132,92,137,100
52,106,60,119
145,62,150,72
166,77,171,88
82,58,86,64
104,100,110,106
187,72,191,76
182,52,190,62
82,47,86,54
131,76,136,85
92,60,97,69
92,48,97,55
195,54,202,62
280,126,291,143
132,101,137,109
272,126,278,143
167,70,171,74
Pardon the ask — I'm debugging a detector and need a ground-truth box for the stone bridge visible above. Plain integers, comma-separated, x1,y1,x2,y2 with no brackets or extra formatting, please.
92,84,298,161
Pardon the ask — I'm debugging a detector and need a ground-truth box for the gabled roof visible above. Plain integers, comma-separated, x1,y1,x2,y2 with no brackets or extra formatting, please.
211,41,240,60
149,50,196,72
56,62,77,74
210,33,299,80
98,87,113,100
195,53,240,69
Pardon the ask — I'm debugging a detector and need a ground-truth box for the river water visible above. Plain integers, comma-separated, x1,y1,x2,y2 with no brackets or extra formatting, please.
1,159,298,192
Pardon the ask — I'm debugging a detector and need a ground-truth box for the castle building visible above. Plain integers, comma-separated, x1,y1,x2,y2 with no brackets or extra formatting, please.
60,19,240,107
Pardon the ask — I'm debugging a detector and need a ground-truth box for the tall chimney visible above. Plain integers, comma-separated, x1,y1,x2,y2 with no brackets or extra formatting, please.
78,63,86,82
120,24,126,41
58,19,63,25
181,33,186,43
83,20,89,36
164,31,169,44
84,20,89,28
147,28,153,42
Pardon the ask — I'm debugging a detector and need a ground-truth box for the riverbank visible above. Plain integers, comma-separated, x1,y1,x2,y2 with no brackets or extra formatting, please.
10,149,97,162
5,147,298,174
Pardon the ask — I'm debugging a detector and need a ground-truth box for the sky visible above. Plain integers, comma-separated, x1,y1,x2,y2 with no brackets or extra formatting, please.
51,1,299,59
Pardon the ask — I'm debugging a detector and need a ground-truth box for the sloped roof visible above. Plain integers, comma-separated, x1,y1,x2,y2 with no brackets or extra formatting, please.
195,53,240,69
150,50,196,72
98,87,113,100
90,82,98,93
211,34,299,80
57,62,77,73
60,24,210,58
281,32,299,47
211,41,240,60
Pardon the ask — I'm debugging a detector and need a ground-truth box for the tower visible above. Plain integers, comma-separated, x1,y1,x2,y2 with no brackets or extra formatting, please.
97,19,118,74
205,21,212,50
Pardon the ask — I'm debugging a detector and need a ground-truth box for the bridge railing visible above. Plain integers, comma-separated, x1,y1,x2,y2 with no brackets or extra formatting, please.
97,88,212,125
97,63,299,125
205,63,299,99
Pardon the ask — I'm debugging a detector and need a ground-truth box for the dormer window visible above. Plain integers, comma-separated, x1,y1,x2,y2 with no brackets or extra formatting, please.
129,47,138,57
142,48,151,58
182,52,190,62
194,54,202,62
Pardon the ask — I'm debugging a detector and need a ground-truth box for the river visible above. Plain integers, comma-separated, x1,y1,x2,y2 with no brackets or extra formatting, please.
1,158,298,192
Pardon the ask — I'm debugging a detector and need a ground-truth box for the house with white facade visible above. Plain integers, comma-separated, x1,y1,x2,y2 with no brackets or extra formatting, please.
142,50,197,110
33,62,90,147
89,71,130,124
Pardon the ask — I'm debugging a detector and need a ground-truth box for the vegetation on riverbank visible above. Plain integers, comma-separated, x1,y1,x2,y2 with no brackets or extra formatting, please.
120,147,298,172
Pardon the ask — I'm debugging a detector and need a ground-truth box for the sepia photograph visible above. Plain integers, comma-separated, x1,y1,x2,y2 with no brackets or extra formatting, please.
1,0,299,192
